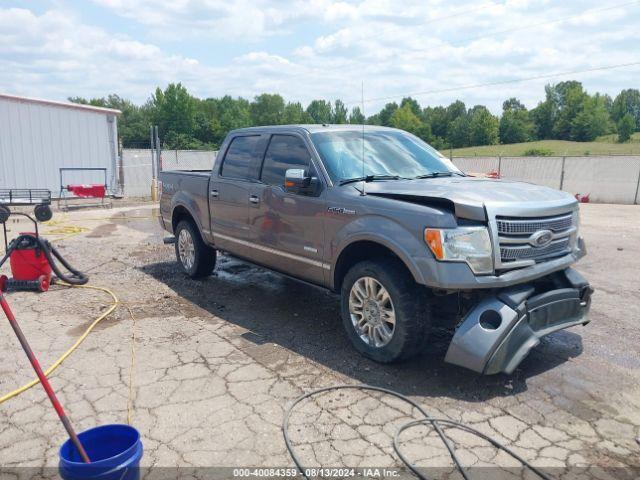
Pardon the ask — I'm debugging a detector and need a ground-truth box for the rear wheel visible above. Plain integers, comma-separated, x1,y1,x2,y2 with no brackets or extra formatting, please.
340,259,430,363
174,220,216,278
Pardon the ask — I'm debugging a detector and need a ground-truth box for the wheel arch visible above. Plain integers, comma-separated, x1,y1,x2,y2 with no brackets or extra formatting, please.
171,204,195,231
332,237,426,292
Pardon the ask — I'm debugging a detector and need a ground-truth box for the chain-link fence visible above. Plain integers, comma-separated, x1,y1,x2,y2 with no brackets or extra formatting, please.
160,149,218,171
119,148,217,198
120,149,155,197
120,149,640,203
453,155,640,204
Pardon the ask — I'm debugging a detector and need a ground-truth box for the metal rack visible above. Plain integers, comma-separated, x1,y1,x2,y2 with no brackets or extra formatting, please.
58,167,112,210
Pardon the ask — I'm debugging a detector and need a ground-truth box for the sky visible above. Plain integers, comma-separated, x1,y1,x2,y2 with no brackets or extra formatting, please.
1,0,639,113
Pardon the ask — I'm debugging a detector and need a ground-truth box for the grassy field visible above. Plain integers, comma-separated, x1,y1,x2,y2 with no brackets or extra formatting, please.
447,132,640,157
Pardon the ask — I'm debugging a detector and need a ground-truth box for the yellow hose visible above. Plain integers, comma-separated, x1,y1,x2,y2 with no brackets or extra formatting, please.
0,283,119,404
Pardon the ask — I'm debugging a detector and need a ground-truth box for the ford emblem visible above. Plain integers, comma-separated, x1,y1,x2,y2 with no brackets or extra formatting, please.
530,229,553,247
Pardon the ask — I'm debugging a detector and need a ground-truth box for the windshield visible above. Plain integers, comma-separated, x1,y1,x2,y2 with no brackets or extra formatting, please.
310,129,461,183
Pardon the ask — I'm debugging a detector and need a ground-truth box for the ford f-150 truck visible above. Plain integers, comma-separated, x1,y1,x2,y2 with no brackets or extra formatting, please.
159,125,592,374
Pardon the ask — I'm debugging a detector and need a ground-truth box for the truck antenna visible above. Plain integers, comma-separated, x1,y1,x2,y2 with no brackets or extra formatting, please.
361,80,366,196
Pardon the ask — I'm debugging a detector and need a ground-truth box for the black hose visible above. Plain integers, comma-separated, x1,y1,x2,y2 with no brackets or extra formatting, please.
1,234,88,285
283,384,553,480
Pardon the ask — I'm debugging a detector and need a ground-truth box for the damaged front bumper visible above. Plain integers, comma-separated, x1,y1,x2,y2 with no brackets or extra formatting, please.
444,268,593,375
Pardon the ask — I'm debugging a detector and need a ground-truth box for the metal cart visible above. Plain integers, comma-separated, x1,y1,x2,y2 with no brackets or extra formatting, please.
58,167,112,210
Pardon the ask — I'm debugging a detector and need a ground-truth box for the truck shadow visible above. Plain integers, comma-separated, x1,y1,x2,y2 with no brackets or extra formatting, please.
139,255,583,403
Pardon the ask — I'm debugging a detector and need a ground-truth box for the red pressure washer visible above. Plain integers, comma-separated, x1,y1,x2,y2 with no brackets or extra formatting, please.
0,204,88,292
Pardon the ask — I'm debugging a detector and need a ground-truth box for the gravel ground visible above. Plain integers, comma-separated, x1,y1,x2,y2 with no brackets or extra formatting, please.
0,202,638,479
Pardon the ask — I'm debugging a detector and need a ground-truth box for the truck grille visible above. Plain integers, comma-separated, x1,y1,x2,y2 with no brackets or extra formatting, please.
496,213,575,267
501,238,571,261
496,214,573,235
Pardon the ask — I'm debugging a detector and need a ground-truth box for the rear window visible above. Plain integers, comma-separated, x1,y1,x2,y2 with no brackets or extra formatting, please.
221,135,261,180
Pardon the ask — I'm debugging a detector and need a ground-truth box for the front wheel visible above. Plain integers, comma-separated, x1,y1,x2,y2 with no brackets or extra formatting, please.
340,259,430,363
175,220,216,278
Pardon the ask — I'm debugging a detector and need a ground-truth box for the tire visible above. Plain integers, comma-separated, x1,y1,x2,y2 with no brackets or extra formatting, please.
34,204,53,222
174,220,217,278
340,258,430,363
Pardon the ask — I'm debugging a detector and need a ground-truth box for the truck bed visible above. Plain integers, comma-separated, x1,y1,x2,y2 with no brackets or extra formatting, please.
159,170,211,234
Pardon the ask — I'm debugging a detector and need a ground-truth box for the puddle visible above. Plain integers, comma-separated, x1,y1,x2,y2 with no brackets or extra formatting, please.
87,223,117,238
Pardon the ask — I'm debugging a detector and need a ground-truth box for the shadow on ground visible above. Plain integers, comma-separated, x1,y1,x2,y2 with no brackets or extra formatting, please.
139,254,583,403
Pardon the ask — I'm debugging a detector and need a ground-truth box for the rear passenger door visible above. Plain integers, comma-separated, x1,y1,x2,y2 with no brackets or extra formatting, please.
209,134,265,257
249,134,327,284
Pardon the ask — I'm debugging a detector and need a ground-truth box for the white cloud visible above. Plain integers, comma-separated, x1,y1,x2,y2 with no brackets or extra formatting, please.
1,1,639,113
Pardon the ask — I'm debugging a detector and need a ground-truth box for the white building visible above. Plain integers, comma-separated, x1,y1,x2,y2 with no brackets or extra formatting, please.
0,93,121,197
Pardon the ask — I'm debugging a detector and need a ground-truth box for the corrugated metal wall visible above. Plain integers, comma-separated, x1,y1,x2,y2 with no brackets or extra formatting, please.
0,96,119,196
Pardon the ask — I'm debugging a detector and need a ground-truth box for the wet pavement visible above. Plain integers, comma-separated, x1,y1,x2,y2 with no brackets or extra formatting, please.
0,202,638,478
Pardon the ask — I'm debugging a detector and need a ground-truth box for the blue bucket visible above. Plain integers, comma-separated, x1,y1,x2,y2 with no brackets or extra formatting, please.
59,424,143,480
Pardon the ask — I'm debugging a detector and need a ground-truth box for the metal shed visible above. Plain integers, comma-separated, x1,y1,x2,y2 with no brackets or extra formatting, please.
0,93,121,197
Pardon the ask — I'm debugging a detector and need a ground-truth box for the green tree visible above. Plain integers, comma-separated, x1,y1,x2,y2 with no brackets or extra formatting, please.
570,95,613,141
282,102,312,124
423,106,448,140
333,100,348,124
400,97,422,118
446,100,467,124
151,83,197,142
550,81,588,140
377,102,399,126
531,88,557,140
448,115,470,148
306,100,333,123
210,95,252,144
617,113,636,142
499,98,535,144
348,107,365,124
250,93,285,125
389,104,423,135
611,89,640,126
469,106,499,145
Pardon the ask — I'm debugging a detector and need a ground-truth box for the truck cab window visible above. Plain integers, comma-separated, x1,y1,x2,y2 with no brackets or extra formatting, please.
221,135,260,180
261,135,313,187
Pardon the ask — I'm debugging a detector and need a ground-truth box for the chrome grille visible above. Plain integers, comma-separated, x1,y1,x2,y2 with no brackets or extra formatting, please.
496,214,573,235
495,211,576,267
501,238,571,261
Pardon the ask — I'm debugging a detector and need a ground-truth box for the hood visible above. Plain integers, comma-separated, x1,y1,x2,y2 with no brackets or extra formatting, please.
357,176,577,221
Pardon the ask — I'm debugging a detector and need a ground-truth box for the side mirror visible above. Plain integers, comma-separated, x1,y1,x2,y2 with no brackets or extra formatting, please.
284,168,320,195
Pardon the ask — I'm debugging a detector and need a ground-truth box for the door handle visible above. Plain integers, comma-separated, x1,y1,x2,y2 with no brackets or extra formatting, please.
210,190,219,198
249,195,259,204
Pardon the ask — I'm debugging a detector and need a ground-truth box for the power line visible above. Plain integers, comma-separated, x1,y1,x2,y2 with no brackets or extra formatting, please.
345,60,640,106
311,0,638,104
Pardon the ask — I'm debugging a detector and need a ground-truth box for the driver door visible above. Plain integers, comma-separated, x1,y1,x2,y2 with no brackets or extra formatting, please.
249,133,327,284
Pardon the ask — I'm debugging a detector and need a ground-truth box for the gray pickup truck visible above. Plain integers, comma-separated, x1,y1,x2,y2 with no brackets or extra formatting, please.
159,125,592,375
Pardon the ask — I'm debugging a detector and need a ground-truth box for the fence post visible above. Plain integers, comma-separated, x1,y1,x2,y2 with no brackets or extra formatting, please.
634,160,640,205
559,156,566,190
149,126,156,180
498,156,502,176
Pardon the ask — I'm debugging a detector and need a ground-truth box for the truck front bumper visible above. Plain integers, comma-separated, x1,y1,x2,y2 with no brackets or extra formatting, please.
444,267,593,375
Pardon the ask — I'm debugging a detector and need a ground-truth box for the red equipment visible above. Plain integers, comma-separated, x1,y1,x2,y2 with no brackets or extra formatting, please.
8,233,52,292
66,184,106,198
0,209,88,293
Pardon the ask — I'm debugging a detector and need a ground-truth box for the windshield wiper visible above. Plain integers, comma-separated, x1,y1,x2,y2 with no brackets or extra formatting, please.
339,175,404,186
413,171,463,179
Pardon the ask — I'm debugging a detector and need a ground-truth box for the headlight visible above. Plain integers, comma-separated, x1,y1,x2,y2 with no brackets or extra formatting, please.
424,226,493,275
